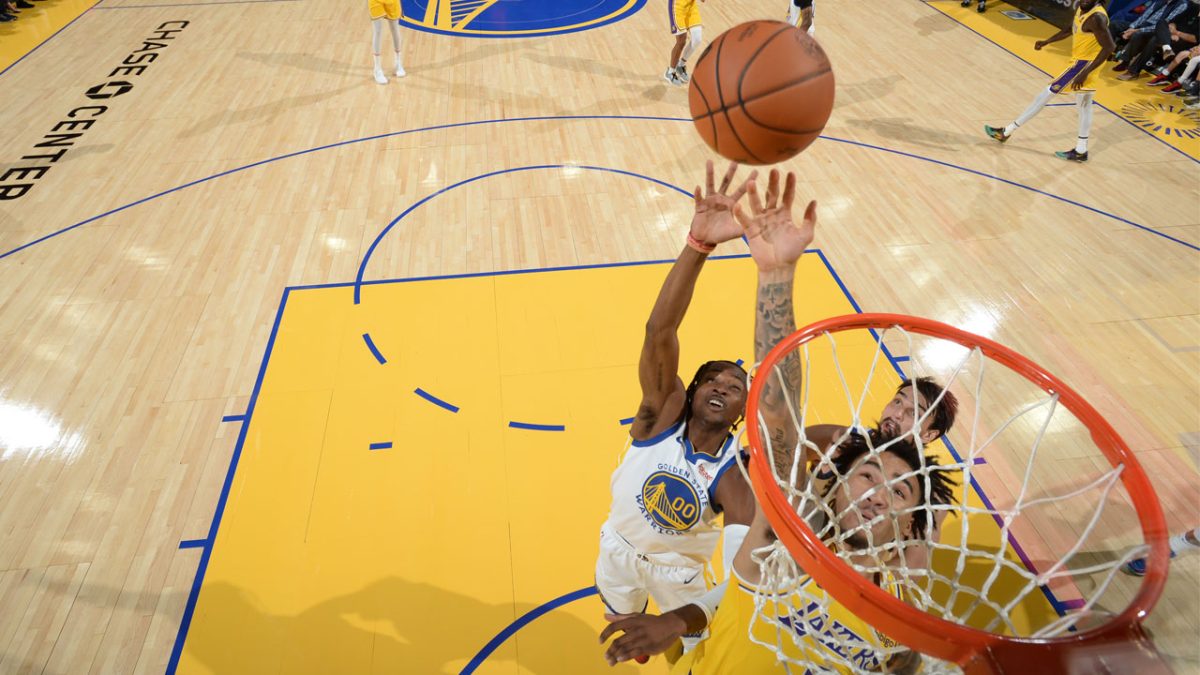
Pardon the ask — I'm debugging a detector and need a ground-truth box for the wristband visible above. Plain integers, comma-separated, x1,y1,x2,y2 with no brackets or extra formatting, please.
686,232,715,254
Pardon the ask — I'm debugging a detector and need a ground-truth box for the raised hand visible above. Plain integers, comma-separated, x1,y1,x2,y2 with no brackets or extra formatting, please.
734,169,817,272
690,160,757,249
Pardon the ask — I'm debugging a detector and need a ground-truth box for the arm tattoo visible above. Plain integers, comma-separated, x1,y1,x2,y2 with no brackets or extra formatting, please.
755,279,801,412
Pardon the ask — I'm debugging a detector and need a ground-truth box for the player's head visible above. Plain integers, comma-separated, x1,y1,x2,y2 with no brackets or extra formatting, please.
822,430,958,549
877,377,958,445
684,360,748,430
1078,0,1102,10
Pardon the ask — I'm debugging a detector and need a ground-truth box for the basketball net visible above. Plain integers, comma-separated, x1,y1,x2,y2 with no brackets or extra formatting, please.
740,315,1170,674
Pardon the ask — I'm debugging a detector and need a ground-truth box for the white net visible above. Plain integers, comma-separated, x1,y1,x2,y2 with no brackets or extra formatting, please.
741,322,1158,674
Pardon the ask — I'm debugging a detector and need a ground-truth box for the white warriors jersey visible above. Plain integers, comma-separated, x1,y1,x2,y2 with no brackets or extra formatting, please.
604,419,741,567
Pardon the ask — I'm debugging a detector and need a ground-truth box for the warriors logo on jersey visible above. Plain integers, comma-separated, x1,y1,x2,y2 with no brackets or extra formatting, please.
639,471,703,533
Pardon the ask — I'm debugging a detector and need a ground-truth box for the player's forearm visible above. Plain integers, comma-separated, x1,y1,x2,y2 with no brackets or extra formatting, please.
1042,28,1071,44
1083,51,1112,76
663,603,710,635
754,268,801,411
646,246,709,335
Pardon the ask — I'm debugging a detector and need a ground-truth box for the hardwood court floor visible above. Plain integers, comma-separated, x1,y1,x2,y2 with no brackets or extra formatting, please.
0,0,1197,673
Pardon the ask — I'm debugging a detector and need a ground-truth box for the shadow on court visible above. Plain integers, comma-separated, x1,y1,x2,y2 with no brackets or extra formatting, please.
183,577,648,674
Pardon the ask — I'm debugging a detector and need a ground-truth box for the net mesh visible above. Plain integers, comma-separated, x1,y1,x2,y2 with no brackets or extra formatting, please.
741,322,1156,674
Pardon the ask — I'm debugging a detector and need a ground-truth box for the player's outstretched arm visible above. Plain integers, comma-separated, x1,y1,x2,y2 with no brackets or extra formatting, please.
735,169,816,450
633,161,754,439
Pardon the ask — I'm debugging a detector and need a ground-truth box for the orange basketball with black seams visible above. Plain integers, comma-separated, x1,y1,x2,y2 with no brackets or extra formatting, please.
689,20,835,165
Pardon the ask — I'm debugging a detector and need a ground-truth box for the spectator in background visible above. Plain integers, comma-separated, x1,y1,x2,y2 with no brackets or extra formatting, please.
1114,0,1194,76
1110,0,1159,53
1118,0,1198,78
1147,44,1200,90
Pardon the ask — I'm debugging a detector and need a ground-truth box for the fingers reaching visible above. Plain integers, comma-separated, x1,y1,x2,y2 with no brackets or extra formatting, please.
704,159,715,196
718,160,739,194
729,169,757,204
746,179,764,215
782,172,796,210
765,169,780,210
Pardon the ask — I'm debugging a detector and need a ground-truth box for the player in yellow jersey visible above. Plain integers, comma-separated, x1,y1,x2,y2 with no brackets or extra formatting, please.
368,0,405,84
600,170,958,673
666,0,705,86
786,0,815,36
984,0,1115,161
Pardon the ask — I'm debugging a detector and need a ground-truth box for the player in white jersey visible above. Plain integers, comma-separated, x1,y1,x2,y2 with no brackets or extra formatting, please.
595,160,759,657
786,0,815,36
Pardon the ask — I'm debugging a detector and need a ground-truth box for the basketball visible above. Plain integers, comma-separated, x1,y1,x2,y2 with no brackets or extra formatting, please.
688,20,836,165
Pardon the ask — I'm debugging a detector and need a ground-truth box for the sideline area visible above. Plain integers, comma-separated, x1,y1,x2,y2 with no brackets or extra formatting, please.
929,0,1200,159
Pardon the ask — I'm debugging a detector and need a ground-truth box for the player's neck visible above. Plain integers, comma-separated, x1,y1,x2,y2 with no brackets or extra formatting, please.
686,421,730,454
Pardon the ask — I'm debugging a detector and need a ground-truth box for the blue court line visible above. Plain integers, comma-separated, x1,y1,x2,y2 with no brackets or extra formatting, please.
362,333,387,364
0,0,103,79
165,287,292,675
822,136,1199,252
178,539,208,549
353,163,692,304
461,586,598,674
220,414,245,422
414,387,460,413
972,457,988,465
507,421,566,431
369,441,393,450
918,0,1199,165
619,417,634,425
812,249,1079,616
0,116,684,262
94,0,296,7
4,115,1193,263
892,355,911,363
297,254,744,292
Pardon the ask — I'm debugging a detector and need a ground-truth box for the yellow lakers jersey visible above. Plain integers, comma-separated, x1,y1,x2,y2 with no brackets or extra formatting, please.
1071,4,1108,61
673,570,906,674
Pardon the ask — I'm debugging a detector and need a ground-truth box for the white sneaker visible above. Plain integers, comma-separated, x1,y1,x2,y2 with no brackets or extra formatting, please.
663,67,682,86
394,64,406,77
373,69,387,84
675,65,690,85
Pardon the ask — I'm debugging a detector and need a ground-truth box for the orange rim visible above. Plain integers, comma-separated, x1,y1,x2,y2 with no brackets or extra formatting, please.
744,313,1170,668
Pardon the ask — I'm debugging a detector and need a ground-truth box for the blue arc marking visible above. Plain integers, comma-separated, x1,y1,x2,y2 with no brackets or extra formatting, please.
414,387,460,412
461,586,598,674
508,421,566,431
362,333,387,364
353,164,692,304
